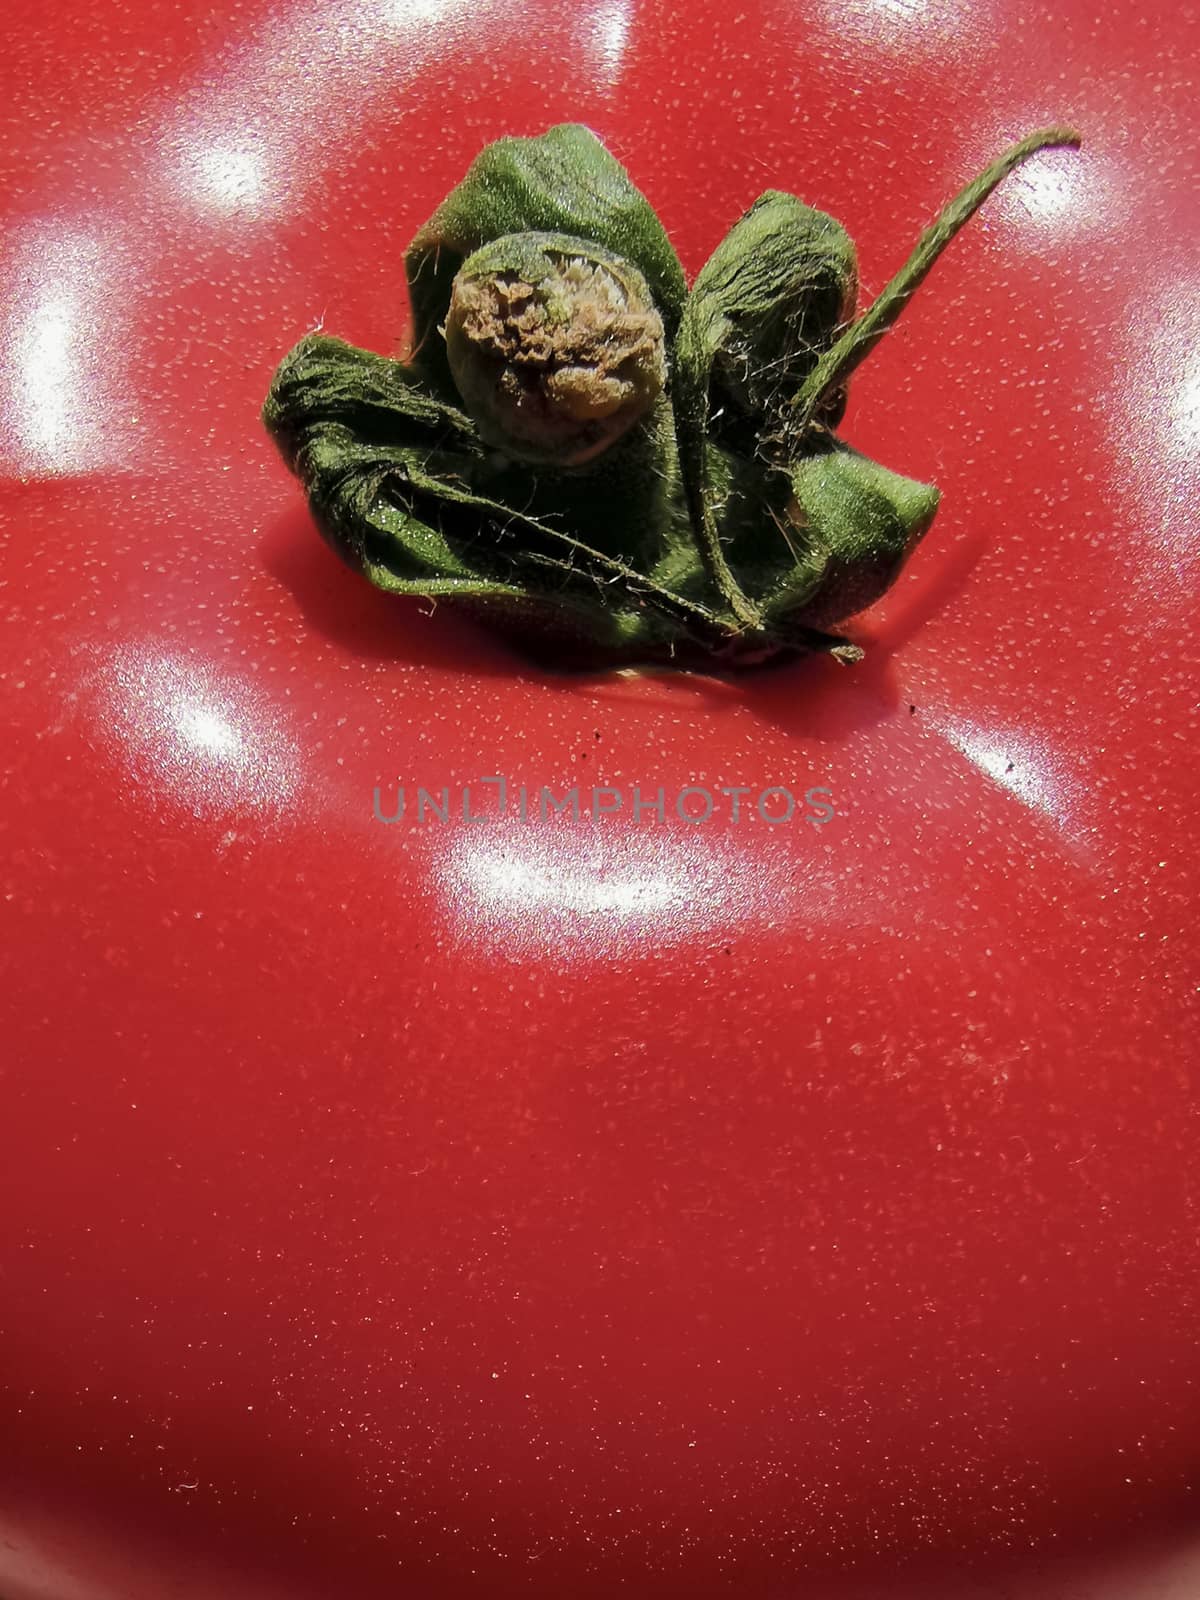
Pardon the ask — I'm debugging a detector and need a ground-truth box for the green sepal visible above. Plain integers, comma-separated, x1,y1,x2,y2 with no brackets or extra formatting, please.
677,190,857,431
767,441,940,630
264,334,518,582
406,123,687,394
262,334,489,576
667,192,857,623
262,333,479,471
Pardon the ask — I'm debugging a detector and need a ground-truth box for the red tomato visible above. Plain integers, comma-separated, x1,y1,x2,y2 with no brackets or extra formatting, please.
1,1,1197,1596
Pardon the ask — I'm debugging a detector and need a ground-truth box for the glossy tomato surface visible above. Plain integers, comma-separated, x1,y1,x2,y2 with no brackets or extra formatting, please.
1,0,1197,1595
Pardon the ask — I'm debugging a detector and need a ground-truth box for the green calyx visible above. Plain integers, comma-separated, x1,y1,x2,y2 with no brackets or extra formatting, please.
263,121,1081,670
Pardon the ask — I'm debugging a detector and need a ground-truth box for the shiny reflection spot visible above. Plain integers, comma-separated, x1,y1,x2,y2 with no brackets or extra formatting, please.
16,296,75,454
108,648,301,822
818,0,976,54
172,702,245,761
872,0,936,15
382,0,471,24
1172,353,1200,451
1109,278,1199,574
1006,161,1080,223
0,224,133,475
191,144,268,209
588,0,633,84
466,847,687,919
941,716,1081,830
159,0,480,218
442,830,752,958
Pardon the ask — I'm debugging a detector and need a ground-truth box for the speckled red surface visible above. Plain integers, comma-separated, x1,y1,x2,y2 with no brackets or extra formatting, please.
1,1,1197,1595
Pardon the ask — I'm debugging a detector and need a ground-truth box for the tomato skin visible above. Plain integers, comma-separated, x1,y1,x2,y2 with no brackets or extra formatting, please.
0,1,1197,1596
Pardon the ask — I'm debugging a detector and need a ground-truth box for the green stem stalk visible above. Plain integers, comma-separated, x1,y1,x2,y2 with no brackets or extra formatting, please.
694,497,765,635
789,126,1082,438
